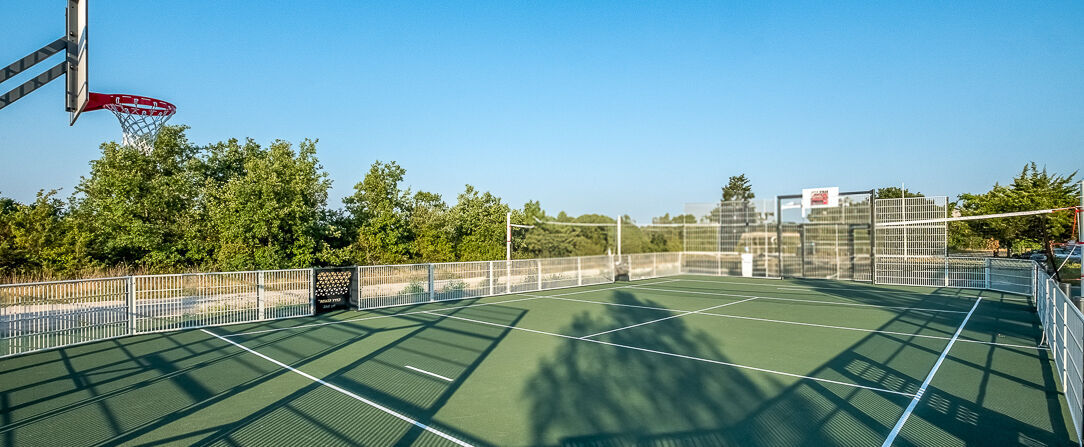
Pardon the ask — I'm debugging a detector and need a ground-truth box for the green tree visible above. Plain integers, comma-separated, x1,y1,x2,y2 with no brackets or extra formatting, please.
0,190,75,277
875,187,924,199
958,164,1078,276
343,161,415,264
68,125,202,270
721,174,754,201
449,185,509,261
201,139,330,270
411,191,455,262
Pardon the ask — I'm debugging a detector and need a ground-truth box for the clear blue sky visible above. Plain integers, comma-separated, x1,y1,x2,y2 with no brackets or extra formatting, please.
2,1,1082,223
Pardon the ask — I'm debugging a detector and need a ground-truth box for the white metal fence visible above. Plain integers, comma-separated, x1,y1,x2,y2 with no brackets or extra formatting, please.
353,255,615,310
1035,263,1084,442
0,268,312,358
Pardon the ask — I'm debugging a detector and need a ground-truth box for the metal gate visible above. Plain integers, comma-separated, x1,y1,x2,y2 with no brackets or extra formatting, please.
313,267,354,313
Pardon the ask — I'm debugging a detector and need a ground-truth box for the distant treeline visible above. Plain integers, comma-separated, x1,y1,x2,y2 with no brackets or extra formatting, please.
0,126,685,281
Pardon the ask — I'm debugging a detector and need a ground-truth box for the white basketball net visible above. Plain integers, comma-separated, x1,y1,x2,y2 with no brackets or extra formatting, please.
104,104,175,154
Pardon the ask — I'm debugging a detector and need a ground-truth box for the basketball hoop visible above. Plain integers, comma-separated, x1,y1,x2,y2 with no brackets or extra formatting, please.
85,92,176,154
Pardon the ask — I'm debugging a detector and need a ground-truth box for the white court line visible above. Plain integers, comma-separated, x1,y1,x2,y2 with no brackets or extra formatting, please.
881,297,983,447
422,310,915,398
404,365,454,382
630,285,970,314
200,329,472,447
540,294,1039,350
578,298,758,339
223,280,677,338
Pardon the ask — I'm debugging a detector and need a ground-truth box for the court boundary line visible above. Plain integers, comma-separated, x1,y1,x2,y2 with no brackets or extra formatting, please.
538,294,1040,350
881,297,983,447
222,279,678,338
631,284,971,314
200,329,473,447
404,365,454,382
421,310,916,398
577,297,759,339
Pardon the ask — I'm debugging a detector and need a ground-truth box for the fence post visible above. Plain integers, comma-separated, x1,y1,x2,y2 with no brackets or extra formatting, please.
428,264,435,301
488,261,494,296
126,276,137,335
309,268,316,315
537,260,543,291
257,271,266,320
717,252,722,276
943,258,949,287
356,266,363,310
1063,298,1069,387
577,257,583,286
984,258,991,290
653,253,658,278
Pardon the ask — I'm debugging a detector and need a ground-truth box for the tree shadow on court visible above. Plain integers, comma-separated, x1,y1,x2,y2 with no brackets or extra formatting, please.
522,291,903,446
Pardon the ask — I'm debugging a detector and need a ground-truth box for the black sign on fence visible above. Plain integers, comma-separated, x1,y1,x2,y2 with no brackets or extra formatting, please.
314,268,354,313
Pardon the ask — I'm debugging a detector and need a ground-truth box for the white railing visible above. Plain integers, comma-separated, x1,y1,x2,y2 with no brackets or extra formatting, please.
1,269,313,358
1036,264,1084,442
352,255,615,310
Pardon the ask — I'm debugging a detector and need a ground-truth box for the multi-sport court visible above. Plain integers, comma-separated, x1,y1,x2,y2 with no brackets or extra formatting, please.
1,275,1075,446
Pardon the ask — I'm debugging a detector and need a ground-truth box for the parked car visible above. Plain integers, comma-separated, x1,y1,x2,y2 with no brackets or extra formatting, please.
1029,252,1047,262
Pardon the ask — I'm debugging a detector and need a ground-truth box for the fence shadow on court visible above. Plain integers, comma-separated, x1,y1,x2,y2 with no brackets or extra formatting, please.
0,300,513,446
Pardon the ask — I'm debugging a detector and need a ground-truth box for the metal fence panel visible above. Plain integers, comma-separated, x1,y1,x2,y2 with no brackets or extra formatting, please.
1,277,129,356
356,264,431,309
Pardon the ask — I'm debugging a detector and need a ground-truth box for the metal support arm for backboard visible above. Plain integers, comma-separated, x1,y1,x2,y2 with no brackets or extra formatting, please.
0,39,67,111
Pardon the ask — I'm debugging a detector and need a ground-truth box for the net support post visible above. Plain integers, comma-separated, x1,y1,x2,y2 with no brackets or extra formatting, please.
428,264,435,301
125,276,136,335
536,260,543,290
577,257,583,286
257,271,266,320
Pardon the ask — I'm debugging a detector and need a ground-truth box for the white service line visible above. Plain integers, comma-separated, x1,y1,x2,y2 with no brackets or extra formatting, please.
578,298,759,339
540,293,1040,350
881,297,983,447
404,365,454,382
200,329,472,447
422,310,915,398
671,277,964,298
630,285,970,314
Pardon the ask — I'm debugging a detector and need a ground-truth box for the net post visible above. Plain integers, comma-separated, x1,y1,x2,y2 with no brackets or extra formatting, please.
536,260,542,291
488,261,494,296
577,257,583,286
126,276,136,335
257,271,266,320
428,264,435,301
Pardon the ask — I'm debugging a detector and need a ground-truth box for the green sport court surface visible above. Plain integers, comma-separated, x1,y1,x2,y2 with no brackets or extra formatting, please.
1,275,1076,446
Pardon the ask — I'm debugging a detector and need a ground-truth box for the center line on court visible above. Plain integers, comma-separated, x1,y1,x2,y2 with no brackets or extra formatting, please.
578,297,759,339
881,297,982,447
404,365,454,382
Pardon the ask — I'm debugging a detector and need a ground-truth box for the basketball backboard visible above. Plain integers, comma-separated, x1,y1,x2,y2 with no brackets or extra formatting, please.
66,0,88,125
